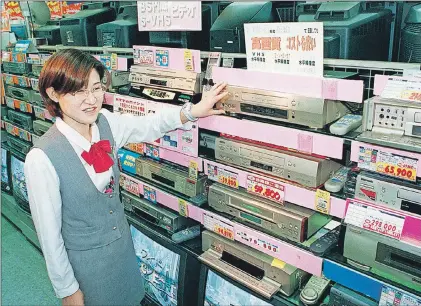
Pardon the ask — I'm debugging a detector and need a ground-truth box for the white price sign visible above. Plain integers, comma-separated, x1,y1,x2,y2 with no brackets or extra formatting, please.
137,1,202,31
203,211,235,241
244,22,324,77
345,200,405,240
246,175,284,204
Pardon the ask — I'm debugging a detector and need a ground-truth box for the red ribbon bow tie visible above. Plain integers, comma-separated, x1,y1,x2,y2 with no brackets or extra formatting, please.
81,140,114,173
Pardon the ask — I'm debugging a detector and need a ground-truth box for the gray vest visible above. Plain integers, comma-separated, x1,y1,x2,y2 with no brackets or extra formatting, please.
33,114,144,305
34,115,126,250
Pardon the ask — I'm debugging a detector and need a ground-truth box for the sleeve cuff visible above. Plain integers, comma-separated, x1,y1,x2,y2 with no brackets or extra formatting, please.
54,279,79,299
175,106,194,131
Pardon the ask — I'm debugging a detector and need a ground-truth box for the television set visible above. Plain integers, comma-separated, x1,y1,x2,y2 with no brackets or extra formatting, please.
297,1,392,60
209,2,276,53
127,214,201,306
11,152,30,214
1,147,12,194
197,266,298,306
149,6,212,51
59,2,116,46
34,20,61,45
97,4,148,48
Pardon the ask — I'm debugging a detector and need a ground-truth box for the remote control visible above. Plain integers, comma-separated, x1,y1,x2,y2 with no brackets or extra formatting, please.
309,226,341,256
329,114,362,136
324,167,350,193
171,225,201,243
300,275,331,305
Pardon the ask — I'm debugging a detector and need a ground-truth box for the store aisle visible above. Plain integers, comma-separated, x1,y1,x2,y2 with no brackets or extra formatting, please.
1,216,60,306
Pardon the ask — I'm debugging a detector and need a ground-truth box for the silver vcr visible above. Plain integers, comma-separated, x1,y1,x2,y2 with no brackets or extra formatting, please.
344,225,421,293
129,66,202,94
200,230,307,298
222,86,349,128
355,171,421,217
358,96,421,152
208,183,331,243
215,137,341,188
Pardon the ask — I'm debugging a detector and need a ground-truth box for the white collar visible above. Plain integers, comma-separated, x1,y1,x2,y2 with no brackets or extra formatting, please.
55,117,101,152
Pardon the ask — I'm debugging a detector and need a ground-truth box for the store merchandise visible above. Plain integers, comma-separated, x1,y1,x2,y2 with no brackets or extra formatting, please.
1,2,421,305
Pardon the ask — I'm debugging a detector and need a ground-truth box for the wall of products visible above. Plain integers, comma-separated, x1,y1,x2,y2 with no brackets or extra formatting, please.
1,1,421,306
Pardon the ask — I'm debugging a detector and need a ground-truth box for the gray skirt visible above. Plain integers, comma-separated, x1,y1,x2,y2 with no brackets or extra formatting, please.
67,221,145,306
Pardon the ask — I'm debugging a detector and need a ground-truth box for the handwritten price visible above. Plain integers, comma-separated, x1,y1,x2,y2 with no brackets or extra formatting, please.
252,184,282,201
402,90,421,102
218,175,238,188
363,218,400,239
382,165,415,181
214,225,234,240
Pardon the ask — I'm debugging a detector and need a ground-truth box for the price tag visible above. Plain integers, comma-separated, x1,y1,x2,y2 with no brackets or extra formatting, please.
120,175,141,196
315,189,331,214
143,186,157,204
379,286,421,306
401,90,421,102
207,164,239,189
376,154,417,182
218,168,239,189
246,175,284,204
184,50,194,71
189,160,198,181
345,200,405,240
178,199,189,217
358,146,418,182
110,53,118,70
145,144,160,161
125,143,144,155
203,212,235,241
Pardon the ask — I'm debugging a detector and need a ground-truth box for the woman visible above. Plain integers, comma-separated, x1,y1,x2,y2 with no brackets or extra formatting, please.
24,48,227,306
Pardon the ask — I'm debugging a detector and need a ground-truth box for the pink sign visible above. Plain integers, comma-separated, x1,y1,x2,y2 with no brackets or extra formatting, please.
133,45,201,73
137,1,202,31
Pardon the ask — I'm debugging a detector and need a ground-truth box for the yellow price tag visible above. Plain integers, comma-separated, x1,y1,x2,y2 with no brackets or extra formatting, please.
189,160,198,180
214,225,234,240
218,169,239,189
184,50,194,71
110,53,118,70
271,258,286,269
315,189,331,214
376,161,417,182
178,199,189,217
401,90,421,102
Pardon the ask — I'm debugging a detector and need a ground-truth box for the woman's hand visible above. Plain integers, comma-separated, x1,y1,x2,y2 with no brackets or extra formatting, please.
190,82,228,119
62,289,84,306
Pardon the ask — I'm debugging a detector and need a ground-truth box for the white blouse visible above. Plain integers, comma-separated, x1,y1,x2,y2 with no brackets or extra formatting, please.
24,107,192,298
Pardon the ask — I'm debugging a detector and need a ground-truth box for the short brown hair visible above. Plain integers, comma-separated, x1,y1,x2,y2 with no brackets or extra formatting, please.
39,49,110,118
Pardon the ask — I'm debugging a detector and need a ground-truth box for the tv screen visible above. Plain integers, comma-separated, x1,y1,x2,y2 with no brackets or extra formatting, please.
11,154,29,208
2,148,12,193
130,224,180,306
204,270,271,306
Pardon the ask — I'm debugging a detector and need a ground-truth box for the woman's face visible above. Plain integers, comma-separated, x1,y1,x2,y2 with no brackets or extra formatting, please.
58,69,104,126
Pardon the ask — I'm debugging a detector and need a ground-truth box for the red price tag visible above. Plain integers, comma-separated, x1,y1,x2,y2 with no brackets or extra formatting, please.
246,175,284,204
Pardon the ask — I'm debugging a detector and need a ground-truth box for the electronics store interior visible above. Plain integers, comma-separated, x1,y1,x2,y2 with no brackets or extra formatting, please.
2,1,421,305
